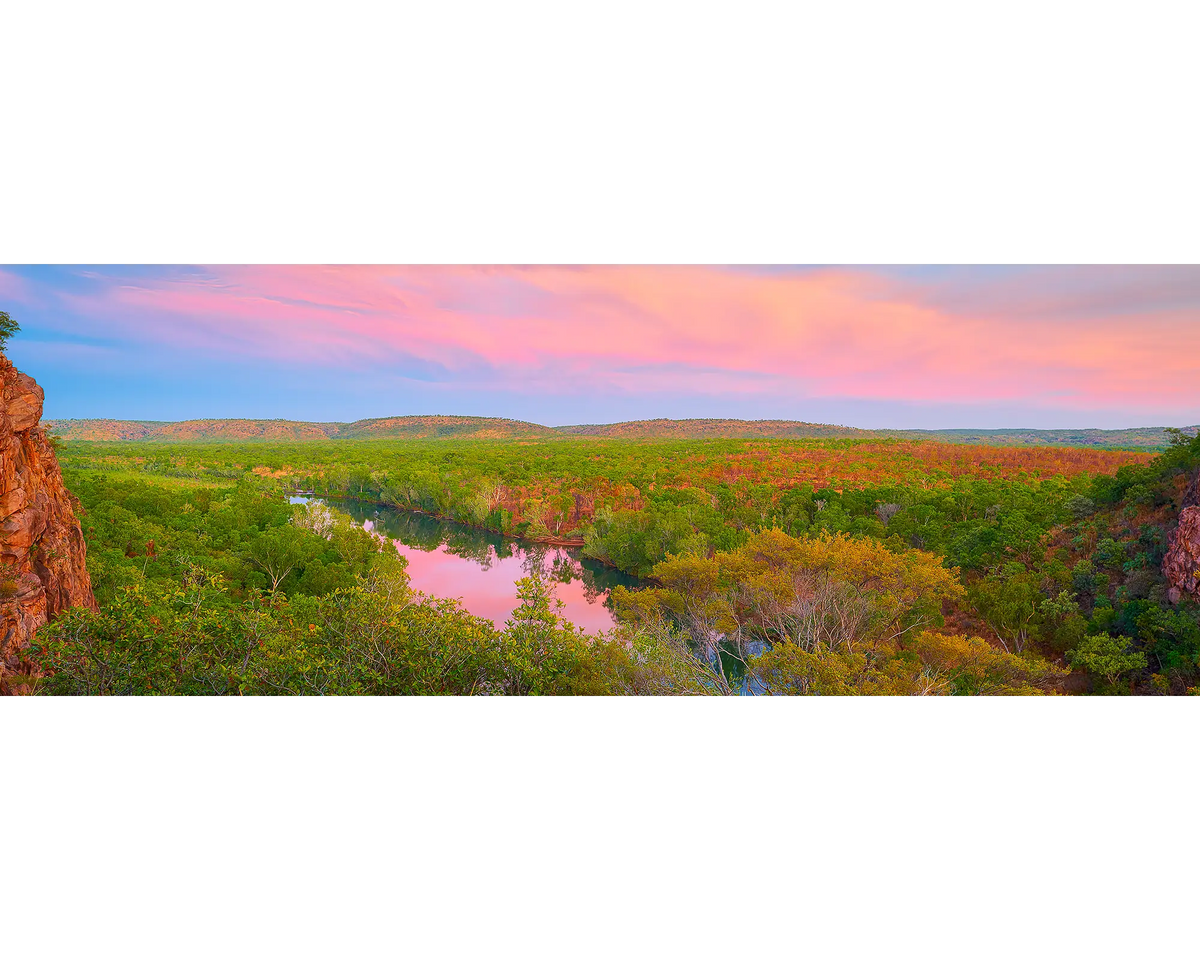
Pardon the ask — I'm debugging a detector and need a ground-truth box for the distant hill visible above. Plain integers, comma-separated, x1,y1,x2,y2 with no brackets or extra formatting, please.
43,415,553,443
43,419,169,441
44,418,340,442
41,415,1199,450
334,415,553,440
560,419,1197,448
890,425,1199,449
558,418,875,440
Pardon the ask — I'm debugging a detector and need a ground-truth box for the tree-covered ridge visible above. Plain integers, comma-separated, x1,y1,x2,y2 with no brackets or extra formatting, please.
336,415,554,440
558,418,875,439
42,415,1197,448
38,419,171,441
42,415,556,442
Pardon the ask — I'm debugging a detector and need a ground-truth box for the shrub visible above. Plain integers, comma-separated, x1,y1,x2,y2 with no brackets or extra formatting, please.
1072,560,1099,595
1094,538,1126,569
1065,495,1096,519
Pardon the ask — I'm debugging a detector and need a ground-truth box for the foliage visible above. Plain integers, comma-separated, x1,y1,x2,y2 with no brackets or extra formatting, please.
0,309,18,352
1066,634,1148,690
28,423,1200,694
749,631,1062,696
1064,494,1096,519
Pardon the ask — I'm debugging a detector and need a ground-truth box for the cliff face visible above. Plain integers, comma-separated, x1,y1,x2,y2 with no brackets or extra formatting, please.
1163,471,1200,604
0,355,96,674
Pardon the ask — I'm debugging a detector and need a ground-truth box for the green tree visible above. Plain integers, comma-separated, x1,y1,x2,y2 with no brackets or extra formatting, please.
1064,494,1095,519
970,568,1042,654
1067,633,1147,688
0,310,18,353
497,569,573,694
248,523,314,594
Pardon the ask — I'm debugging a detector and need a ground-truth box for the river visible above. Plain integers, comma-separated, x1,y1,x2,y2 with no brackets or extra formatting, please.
291,497,641,632
293,497,762,692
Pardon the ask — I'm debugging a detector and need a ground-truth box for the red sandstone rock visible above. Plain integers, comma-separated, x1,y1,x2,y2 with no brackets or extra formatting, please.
5,370,45,432
0,354,96,672
1163,471,1200,603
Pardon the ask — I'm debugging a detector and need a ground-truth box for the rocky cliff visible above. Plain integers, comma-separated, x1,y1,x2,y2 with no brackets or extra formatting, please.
1163,470,1200,604
0,354,96,680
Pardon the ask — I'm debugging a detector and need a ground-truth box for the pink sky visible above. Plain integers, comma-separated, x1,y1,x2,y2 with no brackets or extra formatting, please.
4,265,1199,427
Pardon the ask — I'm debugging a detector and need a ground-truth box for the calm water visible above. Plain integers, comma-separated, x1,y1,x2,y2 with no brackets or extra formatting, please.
292,497,763,692
293,497,642,632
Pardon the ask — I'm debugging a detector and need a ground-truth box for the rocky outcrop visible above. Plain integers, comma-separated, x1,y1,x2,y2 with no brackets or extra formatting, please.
0,354,96,677
1163,471,1200,604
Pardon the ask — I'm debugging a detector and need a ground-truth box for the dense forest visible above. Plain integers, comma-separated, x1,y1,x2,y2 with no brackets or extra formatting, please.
15,426,1200,695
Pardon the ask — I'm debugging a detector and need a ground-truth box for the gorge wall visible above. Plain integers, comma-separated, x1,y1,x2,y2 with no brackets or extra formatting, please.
0,354,96,681
1163,470,1200,604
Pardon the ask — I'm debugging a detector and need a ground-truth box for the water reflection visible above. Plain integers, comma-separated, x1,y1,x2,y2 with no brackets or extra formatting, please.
292,497,764,693
296,498,641,634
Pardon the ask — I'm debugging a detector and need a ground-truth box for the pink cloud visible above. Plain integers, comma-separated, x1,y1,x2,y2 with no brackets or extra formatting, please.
0,269,41,306
17,264,1200,412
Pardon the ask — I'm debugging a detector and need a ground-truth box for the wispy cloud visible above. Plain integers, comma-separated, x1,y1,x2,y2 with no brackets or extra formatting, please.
4,264,1198,425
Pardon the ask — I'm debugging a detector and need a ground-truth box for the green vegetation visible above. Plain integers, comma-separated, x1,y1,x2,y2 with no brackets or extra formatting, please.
0,310,18,352
56,434,1147,567
22,429,1200,695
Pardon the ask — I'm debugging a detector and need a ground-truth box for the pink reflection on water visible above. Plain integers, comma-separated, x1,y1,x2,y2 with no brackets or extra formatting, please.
392,541,618,634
